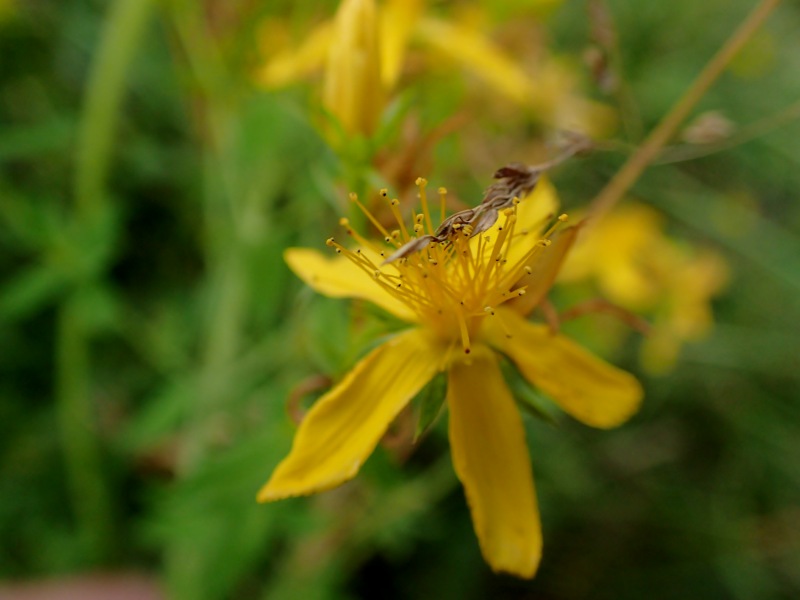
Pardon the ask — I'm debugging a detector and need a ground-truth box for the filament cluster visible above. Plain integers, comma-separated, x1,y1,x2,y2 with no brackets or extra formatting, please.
326,178,567,355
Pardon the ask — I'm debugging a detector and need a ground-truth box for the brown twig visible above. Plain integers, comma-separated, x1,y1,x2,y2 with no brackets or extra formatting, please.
560,298,652,335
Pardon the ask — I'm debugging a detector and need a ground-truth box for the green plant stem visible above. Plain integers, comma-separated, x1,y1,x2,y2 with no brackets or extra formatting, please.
588,0,782,220
58,0,156,562
56,298,115,562
74,0,156,220
165,1,249,471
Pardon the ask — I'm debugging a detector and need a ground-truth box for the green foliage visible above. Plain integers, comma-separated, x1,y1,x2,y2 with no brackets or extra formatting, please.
1,0,800,598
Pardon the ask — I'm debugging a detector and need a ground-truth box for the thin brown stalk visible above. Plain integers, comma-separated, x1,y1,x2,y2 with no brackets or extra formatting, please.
588,0,782,220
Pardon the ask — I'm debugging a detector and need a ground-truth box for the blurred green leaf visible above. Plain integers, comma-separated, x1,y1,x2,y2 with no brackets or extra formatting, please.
0,264,69,320
0,115,75,162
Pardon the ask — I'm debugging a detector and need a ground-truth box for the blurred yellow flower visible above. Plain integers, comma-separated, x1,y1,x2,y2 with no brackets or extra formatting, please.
256,0,611,138
322,0,383,137
559,204,729,373
0,0,15,22
258,168,643,578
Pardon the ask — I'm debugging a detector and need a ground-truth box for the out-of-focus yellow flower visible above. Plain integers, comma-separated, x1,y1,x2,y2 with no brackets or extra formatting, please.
0,0,16,23
322,0,383,137
258,169,642,578
559,204,729,373
256,0,611,137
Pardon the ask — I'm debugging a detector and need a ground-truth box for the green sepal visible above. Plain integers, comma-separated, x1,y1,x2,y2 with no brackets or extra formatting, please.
412,372,448,443
499,356,561,427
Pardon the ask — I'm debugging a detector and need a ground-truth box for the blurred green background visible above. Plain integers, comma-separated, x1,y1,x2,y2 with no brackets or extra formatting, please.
1,0,799,598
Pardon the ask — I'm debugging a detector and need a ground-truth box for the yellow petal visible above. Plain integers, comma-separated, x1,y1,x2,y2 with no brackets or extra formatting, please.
468,175,558,269
256,21,333,88
447,344,541,578
514,176,560,241
415,17,534,105
285,247,417,323
323,0,384,136
485,308,643,428
258,328,439,501
379,0,424,88
507,224,580,316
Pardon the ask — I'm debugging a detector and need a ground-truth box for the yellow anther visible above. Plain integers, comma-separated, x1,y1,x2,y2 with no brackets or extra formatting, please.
414,223,424,233
326,237,335,246
391,230,401,239
558,213,569,222
415,177,427,186
438,187,447,194
391,198,400,207
380,188,388,197
373,270,381,278
513,197,520,205
517,289,526,296
339,217,349,226
415,214,424,224
524,265,533,275
484,306,495,315
503,208,515,216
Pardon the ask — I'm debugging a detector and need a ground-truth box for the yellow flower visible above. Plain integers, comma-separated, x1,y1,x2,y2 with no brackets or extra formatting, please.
322,0,383,137
258,168,643,578
256,0,611,137
560,204,729,373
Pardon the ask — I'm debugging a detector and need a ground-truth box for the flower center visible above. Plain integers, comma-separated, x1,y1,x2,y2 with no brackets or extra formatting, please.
326,178,568,355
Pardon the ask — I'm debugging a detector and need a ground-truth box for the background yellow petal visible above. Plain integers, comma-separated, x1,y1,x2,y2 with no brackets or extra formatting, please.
256,22,333,88
469,175,558,267
258,328,439,501
285,247,417,322
485,309,643,428
506,225,580,316
379,0,424,88
447,345,541,578
514,176,559,240
323,0,383,136
415,17,534,105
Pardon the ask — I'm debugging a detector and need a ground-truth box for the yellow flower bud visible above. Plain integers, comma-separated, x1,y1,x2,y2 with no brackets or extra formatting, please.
322,0,383,138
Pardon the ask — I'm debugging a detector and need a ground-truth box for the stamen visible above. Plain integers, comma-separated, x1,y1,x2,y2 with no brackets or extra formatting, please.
457,312,471,354
349,192,394,244
388,198,410,241
328,176,571,357
438,187,447,223
416,177,434,234
339,217,382,252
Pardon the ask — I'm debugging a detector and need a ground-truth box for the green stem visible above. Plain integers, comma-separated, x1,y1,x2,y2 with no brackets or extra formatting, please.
56,297,115,562
165,1,249,471
59,0,156,562
74,0,157,220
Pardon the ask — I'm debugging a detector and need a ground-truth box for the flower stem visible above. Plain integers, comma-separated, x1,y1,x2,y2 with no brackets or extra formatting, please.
56,298,115,562
59,0,156,561
588,0,782,220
